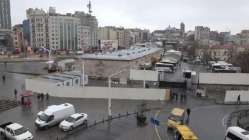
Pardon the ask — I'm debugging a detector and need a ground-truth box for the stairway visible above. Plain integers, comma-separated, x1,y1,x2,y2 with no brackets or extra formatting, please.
0,99,18,112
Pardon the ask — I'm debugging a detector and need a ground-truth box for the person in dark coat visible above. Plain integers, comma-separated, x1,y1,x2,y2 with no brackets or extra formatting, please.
2,75,6,83
237,95,241,105
40,93,44,100
187,108,191,116
46,93,49,100
14,89,17,99
21,96,24,105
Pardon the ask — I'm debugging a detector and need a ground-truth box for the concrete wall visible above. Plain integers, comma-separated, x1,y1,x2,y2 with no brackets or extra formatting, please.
82,50,162,79
199,84,249,95
26,79,167,101
225,90,249,103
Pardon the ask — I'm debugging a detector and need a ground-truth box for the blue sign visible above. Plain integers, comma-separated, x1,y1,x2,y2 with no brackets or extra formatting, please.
150,117,160,126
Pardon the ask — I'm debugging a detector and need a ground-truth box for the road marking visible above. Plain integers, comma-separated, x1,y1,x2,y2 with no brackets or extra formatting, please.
222,113,230,128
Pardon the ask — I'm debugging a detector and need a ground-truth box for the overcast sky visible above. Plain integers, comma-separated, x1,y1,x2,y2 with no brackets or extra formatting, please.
11,0,249,34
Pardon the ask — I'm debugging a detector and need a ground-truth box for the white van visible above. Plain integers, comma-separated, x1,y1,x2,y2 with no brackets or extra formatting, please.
225,126,249,140
35,103,75,129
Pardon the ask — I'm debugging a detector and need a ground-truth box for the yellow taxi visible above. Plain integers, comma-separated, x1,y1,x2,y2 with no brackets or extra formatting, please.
174,125,198,140
167,108,185,129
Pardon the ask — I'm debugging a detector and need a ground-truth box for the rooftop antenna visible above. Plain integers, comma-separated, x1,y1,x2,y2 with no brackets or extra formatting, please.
87,0,92,15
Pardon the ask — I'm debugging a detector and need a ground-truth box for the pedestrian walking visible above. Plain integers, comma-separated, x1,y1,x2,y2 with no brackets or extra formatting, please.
183,94,187,101
40,93,44,100
186,108,191,120
175,93,178,101
46,93,49,100
14,89,17,99
26,98,32,108
237,95,241,105
180,94,184,102
2,75,6,83
37,93,40,100
21,96,24,105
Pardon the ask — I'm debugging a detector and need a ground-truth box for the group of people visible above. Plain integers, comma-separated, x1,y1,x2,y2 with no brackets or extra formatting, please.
37,93,49,101
171,92,187,102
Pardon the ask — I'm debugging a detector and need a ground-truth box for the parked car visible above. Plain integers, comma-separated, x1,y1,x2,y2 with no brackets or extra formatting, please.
59,113,88,131
35,103,75,129
0,122,33,140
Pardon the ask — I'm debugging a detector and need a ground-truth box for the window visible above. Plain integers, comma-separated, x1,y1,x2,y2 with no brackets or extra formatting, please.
226,132,242,140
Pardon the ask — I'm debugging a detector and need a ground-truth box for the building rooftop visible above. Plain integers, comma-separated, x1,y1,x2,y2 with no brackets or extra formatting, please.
81,46,162,61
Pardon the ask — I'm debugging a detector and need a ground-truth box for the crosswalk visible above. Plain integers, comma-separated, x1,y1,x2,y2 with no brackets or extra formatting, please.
0,99,18,112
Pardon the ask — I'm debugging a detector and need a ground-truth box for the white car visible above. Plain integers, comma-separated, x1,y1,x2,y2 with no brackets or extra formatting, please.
0,122,33,140
59,113,88,131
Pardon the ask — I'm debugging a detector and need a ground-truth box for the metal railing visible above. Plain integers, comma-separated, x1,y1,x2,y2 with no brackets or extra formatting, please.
56,107,161,140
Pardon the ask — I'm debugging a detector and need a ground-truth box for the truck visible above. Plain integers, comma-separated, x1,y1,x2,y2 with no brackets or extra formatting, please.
35,103,75,129
0,122,33,140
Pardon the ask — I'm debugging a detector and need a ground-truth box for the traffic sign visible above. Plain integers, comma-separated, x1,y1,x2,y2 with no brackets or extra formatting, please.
150,117,160,126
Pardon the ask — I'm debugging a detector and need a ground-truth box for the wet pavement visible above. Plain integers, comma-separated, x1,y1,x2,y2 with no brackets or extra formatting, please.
0,62,248,140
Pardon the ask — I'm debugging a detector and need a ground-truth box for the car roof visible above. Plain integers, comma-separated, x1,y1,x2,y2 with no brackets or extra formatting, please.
171,108,185,116
7,123,23,130
70,113,84,119
175,125,198,140
45,103,73,115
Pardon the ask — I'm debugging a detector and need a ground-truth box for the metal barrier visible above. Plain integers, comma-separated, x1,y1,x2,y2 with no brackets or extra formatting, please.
56,107,161,140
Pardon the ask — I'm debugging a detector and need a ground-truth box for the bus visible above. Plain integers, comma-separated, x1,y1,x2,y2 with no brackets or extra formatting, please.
174,125,198,140
155,62,174,73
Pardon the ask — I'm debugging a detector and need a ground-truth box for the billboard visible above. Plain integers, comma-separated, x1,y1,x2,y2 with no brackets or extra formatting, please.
100,40,118,51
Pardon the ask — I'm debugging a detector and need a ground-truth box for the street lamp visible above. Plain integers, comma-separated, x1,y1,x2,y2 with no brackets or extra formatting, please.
107,65,131,118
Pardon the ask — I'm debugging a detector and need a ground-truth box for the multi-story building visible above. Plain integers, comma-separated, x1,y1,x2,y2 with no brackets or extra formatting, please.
194,26,210,46
240,30,249,46
98,26,133,49
73,11,98,48
48,15,80,50
98,26,117,40
220,32,231,44
22,19,31,46
27,8,48,49
78,26,90,51
208,45,233,61
0,0,12,50
0,0,11,30
27,8,97,51
12,24,24,50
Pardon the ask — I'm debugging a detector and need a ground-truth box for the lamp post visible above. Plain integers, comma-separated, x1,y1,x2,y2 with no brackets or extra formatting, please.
107,65,130,118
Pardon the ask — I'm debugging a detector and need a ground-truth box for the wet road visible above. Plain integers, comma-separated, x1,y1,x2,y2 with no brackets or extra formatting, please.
0,62,248,140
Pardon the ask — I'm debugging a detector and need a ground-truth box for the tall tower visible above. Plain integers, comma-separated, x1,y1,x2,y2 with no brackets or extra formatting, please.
180,22,185,38
0,0,11,30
